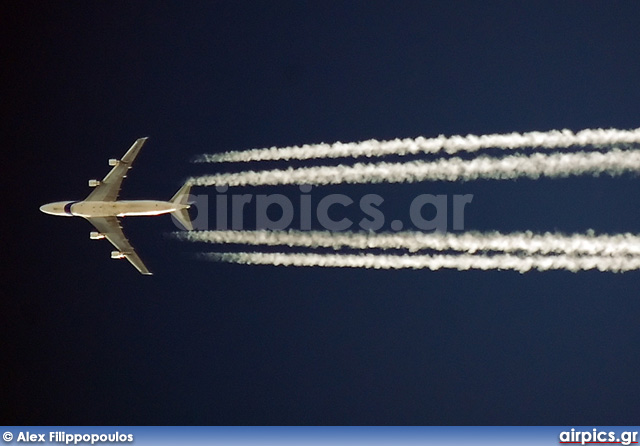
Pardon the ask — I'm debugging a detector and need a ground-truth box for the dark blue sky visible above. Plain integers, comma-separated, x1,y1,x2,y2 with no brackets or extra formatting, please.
5,1,640,424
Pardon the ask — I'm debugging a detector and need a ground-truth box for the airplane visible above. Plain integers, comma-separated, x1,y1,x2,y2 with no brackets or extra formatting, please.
40,137,193,275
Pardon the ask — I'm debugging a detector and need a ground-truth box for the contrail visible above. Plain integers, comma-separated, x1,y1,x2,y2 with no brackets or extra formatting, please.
174,230,640,256
201,251,640,273
187,149,640,187
195,127,640,163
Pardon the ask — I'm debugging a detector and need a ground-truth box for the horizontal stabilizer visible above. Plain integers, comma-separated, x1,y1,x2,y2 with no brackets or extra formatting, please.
171,183,193,230
171,183,192,205
172,208,193,231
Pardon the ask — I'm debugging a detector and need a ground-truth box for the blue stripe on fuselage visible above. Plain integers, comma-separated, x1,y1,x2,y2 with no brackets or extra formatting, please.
64,201,77,216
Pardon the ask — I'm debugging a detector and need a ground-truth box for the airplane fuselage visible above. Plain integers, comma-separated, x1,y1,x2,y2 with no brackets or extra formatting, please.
40,200,187,218
39,137,193,274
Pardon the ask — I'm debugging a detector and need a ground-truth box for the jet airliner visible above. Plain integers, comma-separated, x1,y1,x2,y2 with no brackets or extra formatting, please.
40,137,192,275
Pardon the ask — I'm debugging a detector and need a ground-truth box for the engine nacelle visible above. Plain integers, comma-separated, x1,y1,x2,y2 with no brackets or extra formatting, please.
111,251,126,259
88,179,101,187
90,231,105,240
108,159,120,166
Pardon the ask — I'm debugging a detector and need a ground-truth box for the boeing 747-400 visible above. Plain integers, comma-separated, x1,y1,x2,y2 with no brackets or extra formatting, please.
40,138,192,275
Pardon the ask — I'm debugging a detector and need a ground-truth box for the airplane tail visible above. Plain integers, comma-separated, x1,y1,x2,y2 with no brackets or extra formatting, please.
170,183,193,230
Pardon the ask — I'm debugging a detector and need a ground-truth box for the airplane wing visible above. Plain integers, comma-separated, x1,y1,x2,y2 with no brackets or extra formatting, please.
86,216,153,275
85,137,148,202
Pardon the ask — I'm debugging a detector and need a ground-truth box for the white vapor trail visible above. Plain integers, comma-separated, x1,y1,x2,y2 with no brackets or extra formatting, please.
195,127,640,163
187,149,640,187
174,230,640,256
201,251,640,273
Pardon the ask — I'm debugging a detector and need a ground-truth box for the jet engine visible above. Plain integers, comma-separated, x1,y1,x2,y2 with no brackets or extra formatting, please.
111,251,126,259
88,179,101,187
90,231,105,240
108,159,120,166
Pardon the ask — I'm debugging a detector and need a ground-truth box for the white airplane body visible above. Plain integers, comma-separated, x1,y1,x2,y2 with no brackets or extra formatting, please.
55,200,182,218
40,137,192,275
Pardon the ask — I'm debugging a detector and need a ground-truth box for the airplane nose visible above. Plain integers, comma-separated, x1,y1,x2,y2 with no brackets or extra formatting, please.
40,203,55,215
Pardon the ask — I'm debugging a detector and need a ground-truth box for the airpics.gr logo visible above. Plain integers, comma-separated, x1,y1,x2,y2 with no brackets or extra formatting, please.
173,188,474,232
559,428,638,445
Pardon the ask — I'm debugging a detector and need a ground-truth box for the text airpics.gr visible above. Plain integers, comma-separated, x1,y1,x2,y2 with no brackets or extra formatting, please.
176,186,473,232
559,428,638,445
